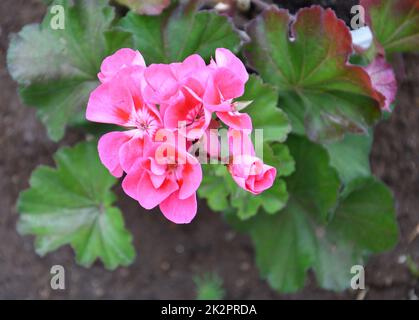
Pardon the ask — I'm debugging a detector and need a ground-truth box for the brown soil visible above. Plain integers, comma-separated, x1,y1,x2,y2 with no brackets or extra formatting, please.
0,0,418,299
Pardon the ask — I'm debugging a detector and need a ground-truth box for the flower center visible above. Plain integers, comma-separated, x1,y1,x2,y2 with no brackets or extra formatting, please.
185,103,205,128
134,108,160,138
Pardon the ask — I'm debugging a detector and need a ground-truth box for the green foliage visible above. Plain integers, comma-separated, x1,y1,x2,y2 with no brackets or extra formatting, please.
118,0,241,63
362,0,419,54
325,133,372,184
406,256,419,279
238,75,291,143
7,0,131,141
230,135,398,292
194,273,225,300
17,141,136,270
244,6,382,142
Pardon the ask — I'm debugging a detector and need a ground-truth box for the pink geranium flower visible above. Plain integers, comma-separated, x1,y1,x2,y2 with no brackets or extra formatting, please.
226,129,276,195
86,47,278,224
228,155,277,195
204,48,252,130
98,48,146,83
163,87,212,140
143,54,209,111
122,141,202,224
86,61,162,177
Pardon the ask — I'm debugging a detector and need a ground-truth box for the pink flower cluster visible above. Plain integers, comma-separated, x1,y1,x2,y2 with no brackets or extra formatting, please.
86,48,276,224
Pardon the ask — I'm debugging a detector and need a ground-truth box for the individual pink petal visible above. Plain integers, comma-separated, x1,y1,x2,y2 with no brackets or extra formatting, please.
141,156,167,188
213,67,245,100
86,76,134,126
172,54,206,80
202,77,232,112
98,48,146,83
121,161,144,200
217,111,252,130
214,48,249,84
98,131,133,177
144,64,179,103
365,56,397,111
149,157,167,175
119,133,146,173
159,191,197,224
178,159,202,200
149,171,166,189
136,173,179,210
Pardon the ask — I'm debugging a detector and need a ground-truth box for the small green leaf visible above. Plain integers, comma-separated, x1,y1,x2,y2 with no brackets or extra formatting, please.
7,0,131,141
198,166,231,212
244,6,382,142
17,141,136,270
194,273,225,300
118,1,241,63
263,143,295,178
325,133,372,184
362,0,419,54
237,75,291,143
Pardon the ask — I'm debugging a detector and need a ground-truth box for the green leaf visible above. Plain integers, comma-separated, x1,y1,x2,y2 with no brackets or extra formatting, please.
325,133,372,184
194,273,225,300
285,135,340,221
263,143,295,178
330,178,399,253
244,6,382,142
198,166,231,212
362,0,419,54
229,178,288,220
17,141,136,270
115,0,171,15
237,75,291,143
231,136,398,292
312,177,398,290
118,1,241,63
7,0,131,141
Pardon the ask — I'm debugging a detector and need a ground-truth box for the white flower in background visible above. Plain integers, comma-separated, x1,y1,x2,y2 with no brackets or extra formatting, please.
351,26,373,51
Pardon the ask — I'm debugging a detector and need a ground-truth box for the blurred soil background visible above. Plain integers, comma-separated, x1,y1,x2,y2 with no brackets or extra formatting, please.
0,0,418,299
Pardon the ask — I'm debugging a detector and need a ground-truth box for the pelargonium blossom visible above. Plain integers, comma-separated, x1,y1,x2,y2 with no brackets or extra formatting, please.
122,140,202,224
86,48,277,224
227,129,276,195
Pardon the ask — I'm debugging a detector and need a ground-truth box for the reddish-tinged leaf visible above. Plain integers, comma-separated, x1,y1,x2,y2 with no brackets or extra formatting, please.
362,0,419,53
244,6,384,142
115,0,170,15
